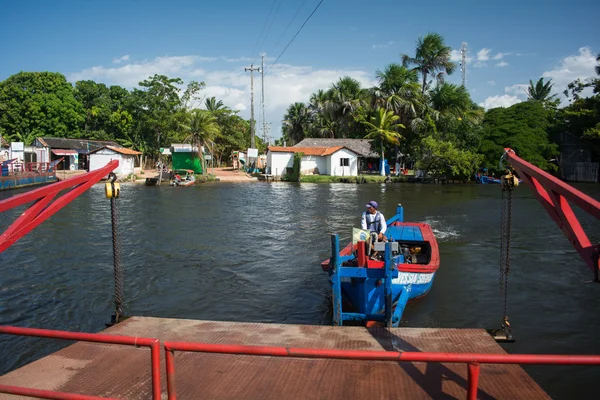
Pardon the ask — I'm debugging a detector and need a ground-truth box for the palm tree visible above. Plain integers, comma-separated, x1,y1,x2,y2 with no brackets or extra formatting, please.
596,53,600,76
329,77,367,138
205,97,225,112
360,108,405,176
181,109,220,174
282,102,309,145
401,33,456,95
373,64,423,126
429,82,483,125
527,78,557,102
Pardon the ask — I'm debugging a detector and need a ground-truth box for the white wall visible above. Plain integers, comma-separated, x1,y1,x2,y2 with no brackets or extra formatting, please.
300,155,328,175
328,148,358,176
267,152,294,176
89,149,135,176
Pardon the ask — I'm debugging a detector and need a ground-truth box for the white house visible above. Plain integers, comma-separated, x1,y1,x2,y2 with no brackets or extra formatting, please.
88,146,142,176
267,146,358,177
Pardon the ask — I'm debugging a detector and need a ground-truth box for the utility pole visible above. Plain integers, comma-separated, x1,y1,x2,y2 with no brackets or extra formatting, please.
244,64,261,149
460,42,467,87
260,53,267,147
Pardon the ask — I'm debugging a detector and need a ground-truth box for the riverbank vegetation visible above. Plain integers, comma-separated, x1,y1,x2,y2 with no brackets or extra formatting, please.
281,33,600,179
0,73,265,168
1,32,598,180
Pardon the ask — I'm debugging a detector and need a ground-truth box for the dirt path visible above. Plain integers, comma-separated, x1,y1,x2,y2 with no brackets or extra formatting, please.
135,167,257,183
209,167,258,182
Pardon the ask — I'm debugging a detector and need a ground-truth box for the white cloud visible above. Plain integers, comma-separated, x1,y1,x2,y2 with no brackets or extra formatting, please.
492,52,510,60
112,55,130,64
477,48,491,61
480,95,522,109
69,55,375,139
495,61,509,67
474,61,487,68
372,41,394,49
505,84,529,97
542,47,597,99
486,80,496,86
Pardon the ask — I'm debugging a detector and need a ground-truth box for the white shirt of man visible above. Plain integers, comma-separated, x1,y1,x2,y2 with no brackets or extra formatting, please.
361,210,387,235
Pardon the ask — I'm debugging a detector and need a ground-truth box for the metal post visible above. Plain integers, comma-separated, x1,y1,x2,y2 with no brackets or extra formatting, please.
261,53,267,146
108,173,124,324
467,362,480,400
396,204,404,222
244,64,261,150
384,242,393,328
330,234,342,326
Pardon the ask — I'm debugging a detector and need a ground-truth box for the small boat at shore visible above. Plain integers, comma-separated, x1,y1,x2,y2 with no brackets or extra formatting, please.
170,169,196,187
321,204,440,327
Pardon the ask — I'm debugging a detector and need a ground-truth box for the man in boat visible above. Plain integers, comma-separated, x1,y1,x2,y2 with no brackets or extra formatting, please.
361,200,387,241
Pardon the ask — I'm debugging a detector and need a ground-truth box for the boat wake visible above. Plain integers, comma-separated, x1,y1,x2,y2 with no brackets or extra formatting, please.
422,218,460,241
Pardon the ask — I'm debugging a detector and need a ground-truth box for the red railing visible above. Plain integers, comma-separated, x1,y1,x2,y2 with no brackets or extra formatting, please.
0,326,161,400
163,341,600,400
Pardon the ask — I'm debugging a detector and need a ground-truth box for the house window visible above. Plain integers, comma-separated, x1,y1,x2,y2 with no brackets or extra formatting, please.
340,158,349,167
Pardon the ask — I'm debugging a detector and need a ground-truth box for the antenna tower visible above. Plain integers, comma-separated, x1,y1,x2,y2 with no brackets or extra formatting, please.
460,42,467,87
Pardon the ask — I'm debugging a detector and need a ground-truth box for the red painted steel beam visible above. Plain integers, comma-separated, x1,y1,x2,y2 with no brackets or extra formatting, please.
0,160,118,253
503,148,600,275
163,341,600,400
164,341,600,365
0,325,161,400
0,385,117,400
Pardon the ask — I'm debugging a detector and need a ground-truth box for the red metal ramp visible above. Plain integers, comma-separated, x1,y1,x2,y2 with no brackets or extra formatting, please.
0,317,549,399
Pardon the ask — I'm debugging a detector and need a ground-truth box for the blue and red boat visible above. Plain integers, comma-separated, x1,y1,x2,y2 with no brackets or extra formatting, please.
321,204,440,327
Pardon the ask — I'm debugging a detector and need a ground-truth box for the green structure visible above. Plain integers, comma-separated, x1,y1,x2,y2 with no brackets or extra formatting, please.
170,144,203,174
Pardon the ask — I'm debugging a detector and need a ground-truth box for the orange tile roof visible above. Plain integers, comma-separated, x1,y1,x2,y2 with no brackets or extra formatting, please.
106,146,142,155
268,146,353,156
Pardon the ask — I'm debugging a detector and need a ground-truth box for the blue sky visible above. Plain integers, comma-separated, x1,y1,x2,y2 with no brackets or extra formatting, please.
1,0,599,139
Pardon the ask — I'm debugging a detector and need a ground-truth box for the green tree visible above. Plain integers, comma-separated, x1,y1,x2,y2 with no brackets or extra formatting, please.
282,102,309,145
0,72,84,143
527,78,558,107
133,74,183,153
479,101,558,171
555,95,600,158
401,33,456,95
416,136,483,179
205,97,225,112
360,107,405,176
181,109,220,174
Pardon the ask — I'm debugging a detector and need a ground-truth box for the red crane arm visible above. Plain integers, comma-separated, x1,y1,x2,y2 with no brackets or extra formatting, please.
0,160,119,253
502,148,600,279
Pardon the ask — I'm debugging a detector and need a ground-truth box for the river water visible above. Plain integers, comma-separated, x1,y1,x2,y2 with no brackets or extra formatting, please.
1,181,599,398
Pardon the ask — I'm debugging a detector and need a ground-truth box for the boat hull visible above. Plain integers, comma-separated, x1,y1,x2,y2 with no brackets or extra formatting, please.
336,271,435,316
0,173,57,191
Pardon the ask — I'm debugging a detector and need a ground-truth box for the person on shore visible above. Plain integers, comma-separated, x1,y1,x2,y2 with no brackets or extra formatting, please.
361,200,387,242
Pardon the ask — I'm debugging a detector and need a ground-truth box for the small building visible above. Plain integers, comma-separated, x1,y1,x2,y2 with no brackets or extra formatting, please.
88,146,142,176
33,137,120,170
171,144,203,174
267,146,358,177
293,138,380,173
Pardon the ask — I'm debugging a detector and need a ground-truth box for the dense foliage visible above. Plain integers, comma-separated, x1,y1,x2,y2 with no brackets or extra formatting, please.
0,73,263,167
281,33,600,178
0,34,598,178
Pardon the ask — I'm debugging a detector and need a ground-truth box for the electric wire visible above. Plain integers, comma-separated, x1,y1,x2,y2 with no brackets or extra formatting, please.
265,0,325,76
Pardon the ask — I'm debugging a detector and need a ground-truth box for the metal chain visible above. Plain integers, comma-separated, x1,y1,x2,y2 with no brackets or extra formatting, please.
111,196,124,322
499,176,514,322
499,188,506,295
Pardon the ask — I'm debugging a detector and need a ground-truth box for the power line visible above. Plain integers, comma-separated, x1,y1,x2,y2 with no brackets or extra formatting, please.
256,0,283,58
269,0,309,56
265,0,325,76
251,0,278,63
